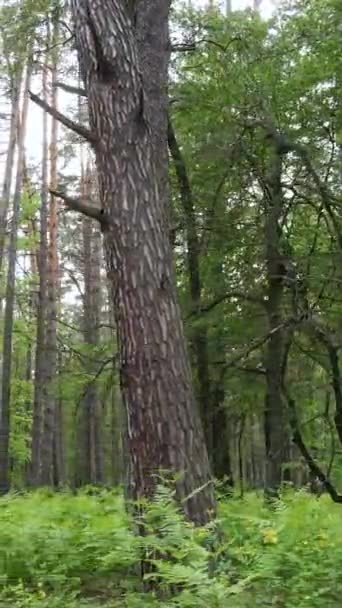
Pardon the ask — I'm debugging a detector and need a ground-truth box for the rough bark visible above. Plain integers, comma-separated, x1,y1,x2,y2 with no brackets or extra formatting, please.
71,0,214,523
0,62,31,494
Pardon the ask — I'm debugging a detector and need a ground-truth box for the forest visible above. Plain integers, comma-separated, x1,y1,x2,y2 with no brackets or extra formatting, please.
0,0,341,606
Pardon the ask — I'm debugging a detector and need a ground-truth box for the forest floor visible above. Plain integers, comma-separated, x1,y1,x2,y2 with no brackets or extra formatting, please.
0,487,341,607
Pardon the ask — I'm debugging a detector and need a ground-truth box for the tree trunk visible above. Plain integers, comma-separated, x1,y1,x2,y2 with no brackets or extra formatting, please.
168,121,233,483
76,165,104,486
211,382,233,485
0,62,31,494
40,27,59,485
167,120,213,455
30,57,49,485
71,0,214,523
264,150,288,496
53,395,65,487
0,69,23,276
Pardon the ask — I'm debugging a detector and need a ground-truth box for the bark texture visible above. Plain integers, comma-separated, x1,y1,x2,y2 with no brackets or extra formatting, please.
71,0,214,523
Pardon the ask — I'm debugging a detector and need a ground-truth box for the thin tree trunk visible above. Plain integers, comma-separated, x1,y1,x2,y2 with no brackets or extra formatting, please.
71,0,214,523
168,121,233,483
0,62,32,494
0,69,23,276
264,149,288,496
211,378,233,484
238,414,246,497
30,57,49,485
167,120,213,453
53,395,65,487
40,22,59,485
76,164,104,486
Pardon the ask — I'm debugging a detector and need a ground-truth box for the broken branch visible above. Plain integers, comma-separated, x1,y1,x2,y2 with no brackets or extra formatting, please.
53,81,87,97
50,189,108,224
29,91,96,145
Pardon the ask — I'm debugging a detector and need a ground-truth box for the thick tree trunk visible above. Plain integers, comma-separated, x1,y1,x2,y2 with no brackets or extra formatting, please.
71,0,214,523
0,63,31,494
30,59,49,485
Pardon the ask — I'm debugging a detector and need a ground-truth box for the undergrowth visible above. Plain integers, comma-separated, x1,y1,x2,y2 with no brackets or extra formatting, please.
0,485,341,607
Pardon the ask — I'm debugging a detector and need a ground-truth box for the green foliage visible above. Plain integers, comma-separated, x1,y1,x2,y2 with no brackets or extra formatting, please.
10,378,32,480
0,488,341,607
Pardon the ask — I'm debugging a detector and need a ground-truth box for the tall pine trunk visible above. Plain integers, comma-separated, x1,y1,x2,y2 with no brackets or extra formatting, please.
0,69,23,276
76,164,104,486
30,57,49,485
40,34,59,485
0,62,32,494
71,0,214,523
264,149,288,495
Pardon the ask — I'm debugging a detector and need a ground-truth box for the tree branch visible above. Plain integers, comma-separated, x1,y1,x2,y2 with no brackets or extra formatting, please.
188,291,266,318
217,317,299,377
29,91,96,145
281,331,342,503
170,36,241,53
285,391,342,503
50,189,109,224
304,318,342,446
168,116,202,301
53,81,87,97
248,117,342,250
